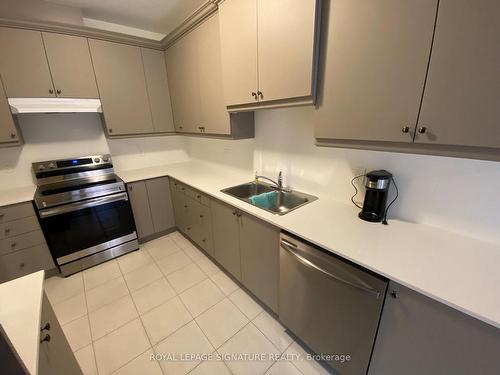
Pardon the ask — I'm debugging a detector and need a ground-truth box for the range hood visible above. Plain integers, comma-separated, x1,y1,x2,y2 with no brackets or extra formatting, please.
8,98,102,114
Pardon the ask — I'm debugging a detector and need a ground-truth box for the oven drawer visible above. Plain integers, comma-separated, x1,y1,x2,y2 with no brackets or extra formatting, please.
0,243,55,283
0,229,46,256
0,202,35,224
0,216,41,239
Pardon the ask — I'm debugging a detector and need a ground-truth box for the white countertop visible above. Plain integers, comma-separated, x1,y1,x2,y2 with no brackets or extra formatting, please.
0,270,44,375
0,185,36,207
119,161,500,329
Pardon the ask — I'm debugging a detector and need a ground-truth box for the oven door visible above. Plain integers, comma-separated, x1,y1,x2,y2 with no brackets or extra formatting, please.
38,192,137,265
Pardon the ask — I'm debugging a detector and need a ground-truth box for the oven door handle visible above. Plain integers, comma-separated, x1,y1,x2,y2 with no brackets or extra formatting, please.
39,193,129,218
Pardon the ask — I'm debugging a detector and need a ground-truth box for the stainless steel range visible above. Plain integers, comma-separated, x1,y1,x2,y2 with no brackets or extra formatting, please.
33,154,138,276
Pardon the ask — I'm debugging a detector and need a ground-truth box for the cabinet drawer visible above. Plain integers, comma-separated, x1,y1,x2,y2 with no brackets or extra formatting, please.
0,216,40,239
0,243,55,283
184,186,211,207
0,230,45,256
0,202,35,224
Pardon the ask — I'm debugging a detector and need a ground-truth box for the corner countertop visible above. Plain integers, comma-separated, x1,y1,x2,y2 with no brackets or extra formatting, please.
118,161,500,329
0,270,44,375
0,185,36,207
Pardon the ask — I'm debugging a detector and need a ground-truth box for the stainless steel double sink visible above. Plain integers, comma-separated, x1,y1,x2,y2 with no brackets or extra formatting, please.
221,182,318,215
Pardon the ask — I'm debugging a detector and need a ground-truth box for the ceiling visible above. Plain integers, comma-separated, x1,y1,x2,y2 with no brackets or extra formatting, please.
42,0,206,34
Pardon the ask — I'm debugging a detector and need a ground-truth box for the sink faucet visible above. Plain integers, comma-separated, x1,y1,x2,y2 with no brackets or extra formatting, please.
255,171,287,191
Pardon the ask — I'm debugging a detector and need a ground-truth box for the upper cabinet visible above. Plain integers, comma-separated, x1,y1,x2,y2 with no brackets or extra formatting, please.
141,48,175,133
166,13,254,137
219,0,320,110
0,28,55,98
41,33,99,98
0,28,98,98
0,78,19,145
315,0,437,143
415,0,500,149
89,39,154,135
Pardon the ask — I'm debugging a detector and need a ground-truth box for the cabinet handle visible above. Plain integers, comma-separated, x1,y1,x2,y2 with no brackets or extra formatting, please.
56,89,62,95
19,262,25,269
40,334,51,343
187,227,191,231
10,133,16,139
257,91,263,99
128,185,133,191
418,126,427,134
401,126,410,134
232,211,237,215
109,128,113,133
5,228,10,235
48,89,54,95
11,242,16,248
236,212,242,217
251,92,257,99
0,213,4,219
41,322,51,331
199,214,204,218
197,195,201,199
202,239,206,243
390,290,398,299
184,205,188,208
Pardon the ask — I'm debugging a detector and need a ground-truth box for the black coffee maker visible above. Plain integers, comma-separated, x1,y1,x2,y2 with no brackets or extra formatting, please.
358,170,392,223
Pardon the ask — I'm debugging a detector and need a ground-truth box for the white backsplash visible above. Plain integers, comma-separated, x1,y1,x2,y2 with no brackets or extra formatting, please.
188,107,500,244
0,108,498,243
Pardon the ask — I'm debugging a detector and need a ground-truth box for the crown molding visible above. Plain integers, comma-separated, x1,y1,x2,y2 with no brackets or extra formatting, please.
161,0,223,49
0,18,164,50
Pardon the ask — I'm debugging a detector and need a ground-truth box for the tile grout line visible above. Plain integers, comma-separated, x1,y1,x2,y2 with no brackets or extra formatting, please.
80,270,100,375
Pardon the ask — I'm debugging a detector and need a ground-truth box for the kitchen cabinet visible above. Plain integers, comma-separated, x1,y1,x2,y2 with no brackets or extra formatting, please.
0,78,19,145
42,33,99,98
141,48,175,133
415,0,500,149
170,179,214,256
0,202,55,283
127,177,175,240
369,281,500,375
239,213,279,313
211,199,241,280
38,292,82,375
0,28,98,99
165,29,201,134
89,39,154,135
145,177,175,233
0,27,55,98
315,0,437,143
218,0,320,109
165,13,255,137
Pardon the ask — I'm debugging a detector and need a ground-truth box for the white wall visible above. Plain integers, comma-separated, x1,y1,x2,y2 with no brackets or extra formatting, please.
0,113,188,188
187,107,500,244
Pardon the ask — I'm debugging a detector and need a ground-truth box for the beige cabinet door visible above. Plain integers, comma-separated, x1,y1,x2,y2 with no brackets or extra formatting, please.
89,39,154,135
239,213,279,313
315,0,437,143
170,179,187,232
257,0,318,102
145,177,175,233
196,14,231,135
42,33,99,98
415,0,500,148
165,31,201,133
218,0,259,106
0,79,18,144
0,27,55,98
127,181,155,239
141,48,175,133
211,199,241,280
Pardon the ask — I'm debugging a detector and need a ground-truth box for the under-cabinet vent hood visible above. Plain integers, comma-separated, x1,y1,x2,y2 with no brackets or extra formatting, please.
8,98,102,114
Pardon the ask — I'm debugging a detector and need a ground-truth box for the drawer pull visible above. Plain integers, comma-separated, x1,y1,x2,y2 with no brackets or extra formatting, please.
11,242,17,248
19,262,25,269
40,334,51,343
202,239,206,243
199,215,204,218
5,228,11,235
0,213,4,219
197,195,201,199
41,322,51,331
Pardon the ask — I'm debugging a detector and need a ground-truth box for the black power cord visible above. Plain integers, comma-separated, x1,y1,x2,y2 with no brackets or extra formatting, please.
350,174,365,209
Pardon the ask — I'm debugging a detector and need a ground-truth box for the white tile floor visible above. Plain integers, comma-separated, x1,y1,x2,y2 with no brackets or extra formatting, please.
45,231,333,375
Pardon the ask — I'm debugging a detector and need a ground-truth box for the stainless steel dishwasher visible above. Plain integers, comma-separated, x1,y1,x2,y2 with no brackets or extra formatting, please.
279,233,388,375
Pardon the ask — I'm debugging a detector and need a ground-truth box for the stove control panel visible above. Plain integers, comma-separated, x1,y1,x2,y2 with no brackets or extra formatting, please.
32,154,113,175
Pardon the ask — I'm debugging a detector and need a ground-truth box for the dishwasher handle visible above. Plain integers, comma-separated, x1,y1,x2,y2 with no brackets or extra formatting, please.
280,239,381,299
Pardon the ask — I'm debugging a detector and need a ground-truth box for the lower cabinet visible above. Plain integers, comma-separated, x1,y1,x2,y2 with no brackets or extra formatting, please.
127,177,175,240
369,281,500,375
240,213,279,313
211,199,280,312
39,291,82,375
211,199,241,280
